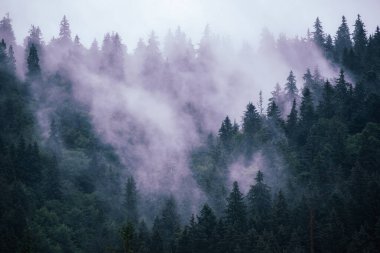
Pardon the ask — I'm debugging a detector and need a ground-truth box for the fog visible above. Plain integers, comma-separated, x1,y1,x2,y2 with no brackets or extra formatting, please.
2,0,380,48
1,1,378,217
30,23,331,214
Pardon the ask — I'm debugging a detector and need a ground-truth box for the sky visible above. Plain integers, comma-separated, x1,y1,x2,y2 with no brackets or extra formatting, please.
2,0,380,50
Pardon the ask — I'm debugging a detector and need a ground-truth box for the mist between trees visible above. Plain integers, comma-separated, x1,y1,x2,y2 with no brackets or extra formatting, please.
0,13,380,252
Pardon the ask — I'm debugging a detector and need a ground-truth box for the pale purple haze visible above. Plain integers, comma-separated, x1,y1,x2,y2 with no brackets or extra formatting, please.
1,0,379,215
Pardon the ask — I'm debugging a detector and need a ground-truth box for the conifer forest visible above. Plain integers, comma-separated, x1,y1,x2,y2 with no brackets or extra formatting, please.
1,1,380,252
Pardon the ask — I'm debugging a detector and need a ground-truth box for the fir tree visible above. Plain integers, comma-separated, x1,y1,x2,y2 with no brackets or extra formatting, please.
353,15,367,57
335,16,352,60
7,45,16,73
286,99,298,140
247,171,272,232
26,44,41,78
285,71,298,102
313,17,325,48
242,103,261,137
59,15,71,41
124,176,138,224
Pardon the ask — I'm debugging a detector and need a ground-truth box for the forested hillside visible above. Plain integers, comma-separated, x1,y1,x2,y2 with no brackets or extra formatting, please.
0,13,380,253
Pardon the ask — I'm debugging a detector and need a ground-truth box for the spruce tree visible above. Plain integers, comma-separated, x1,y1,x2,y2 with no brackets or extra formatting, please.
318,81,335,119
335,16,352,59
194,204,217,253
242,103,261,137
313,17,325,48
151,217,164,253
124,176,138,224
7,45,16,74
267,101,282,123
0,39,6,68
59,15,71,42
353,15,367,57
160,196,180,252
285,71,298,102
286,99,298,140
225,182,247,230
26,44,41,78
121,222,135,253
247,171,272,232
225,182,247,252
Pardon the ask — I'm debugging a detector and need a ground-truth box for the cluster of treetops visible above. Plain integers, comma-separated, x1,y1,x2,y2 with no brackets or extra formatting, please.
0,13,380,252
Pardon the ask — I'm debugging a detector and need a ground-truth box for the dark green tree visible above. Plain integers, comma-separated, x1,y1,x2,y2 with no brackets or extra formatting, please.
286,99,298,141
0,39,7,70
194,204,217,253
267,101,282,123
27,44,41,78
299,88,315,143
225,182,247,231
242,103,261,136
325,34,334,59
335,16,352,60
353,14,367,57
247,171,272,232
150,217,164,253
121,222,135,253
313,17,325,48
160,196,180,252
7,45,16,74
124,176,138,224
219,116,236,151
224,182,247,252
285,71,298,102
318,81,335,119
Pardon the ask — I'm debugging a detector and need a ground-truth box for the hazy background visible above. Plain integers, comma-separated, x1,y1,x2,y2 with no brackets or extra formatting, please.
2,0,380,49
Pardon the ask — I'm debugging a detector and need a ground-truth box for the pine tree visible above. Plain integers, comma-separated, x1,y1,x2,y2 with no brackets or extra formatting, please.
247,171,272,232
0,39,7,72
324,34,334,58
121,222,135,253
26,44,41,78
219,116,234,146
124,176,138,224
258,90,264,115
194,204,217,253
160,196,180,252
299,88,314,128
303,68,313,91
297,88,315,145
286,99,298,139
285,71,298,102
224,182,247,252
0,14,16,46
335,69,350,119
177,226,192,253
150,217,164,253
335,16,352,60
7,45,16,73
59,15,71,42
318,81,335,119
313,17,325,48
136,221,150,253
270,83,282,104
25,25,44,52
273,191,289,227
143,31,162,75
267,100,282,123
353,15,367,57
242,103,261,137
225,182,247,230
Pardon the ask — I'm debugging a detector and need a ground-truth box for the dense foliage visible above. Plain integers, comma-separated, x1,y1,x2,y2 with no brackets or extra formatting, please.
0,14,380,252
